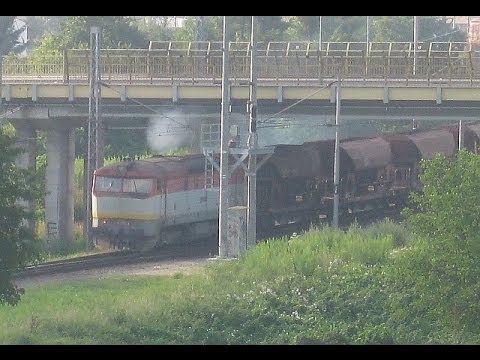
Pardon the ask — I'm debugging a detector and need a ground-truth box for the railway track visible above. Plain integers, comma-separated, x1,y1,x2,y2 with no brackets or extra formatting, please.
13,238,218,280
13,207,403,282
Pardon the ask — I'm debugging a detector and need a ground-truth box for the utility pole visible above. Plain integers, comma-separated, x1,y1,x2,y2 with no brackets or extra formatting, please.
413,16,419,76
196,16,206,42
468,16,471,40
86,26,102,250
218,16,230,257
319,16,322,52
366,16,370,55
459,120,464,150
246,16,258,249
333,75,341,228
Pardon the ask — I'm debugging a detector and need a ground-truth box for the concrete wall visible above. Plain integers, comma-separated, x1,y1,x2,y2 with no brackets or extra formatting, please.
45,127,75,249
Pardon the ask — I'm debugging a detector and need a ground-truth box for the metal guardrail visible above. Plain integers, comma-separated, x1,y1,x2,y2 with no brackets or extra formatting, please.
2,41,480,86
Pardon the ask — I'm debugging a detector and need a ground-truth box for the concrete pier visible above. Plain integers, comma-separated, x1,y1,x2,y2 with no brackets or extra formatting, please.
14,123,37,231
45,126,75,248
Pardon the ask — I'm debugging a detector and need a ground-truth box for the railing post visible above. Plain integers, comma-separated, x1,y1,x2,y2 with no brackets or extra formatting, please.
405,53,410,86
427,53,431,86
169,53,174,85
363,50,367,83
211,55,215,84
191,54,195,85
204,54,209,84
127,50,132,84
318,48,323,85
295,52,300,84
468,50,474,86
383,51,388,83
448,52,452,85
86,51,90,84
204,47,209,83
63,49,69,84
148,50,153,84
274,54,279,85
106,49,111,83
230,51,237,84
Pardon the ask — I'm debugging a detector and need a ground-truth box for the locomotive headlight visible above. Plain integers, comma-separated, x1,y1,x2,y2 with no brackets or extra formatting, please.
102,220,107,224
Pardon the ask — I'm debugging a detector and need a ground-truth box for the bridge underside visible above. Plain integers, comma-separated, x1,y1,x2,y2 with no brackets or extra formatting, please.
5,99,480,123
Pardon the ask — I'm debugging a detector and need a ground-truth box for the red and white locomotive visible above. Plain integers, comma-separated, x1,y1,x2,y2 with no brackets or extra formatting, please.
92,154,245,250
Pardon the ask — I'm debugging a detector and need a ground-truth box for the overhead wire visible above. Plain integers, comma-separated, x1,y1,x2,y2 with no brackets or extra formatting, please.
99,79,340,137
0,105,24,119
98,82,191,130
259,80,337,125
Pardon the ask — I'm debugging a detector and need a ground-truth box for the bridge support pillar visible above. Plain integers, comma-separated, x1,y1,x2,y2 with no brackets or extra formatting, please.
14,124,37,232
45,127,75,249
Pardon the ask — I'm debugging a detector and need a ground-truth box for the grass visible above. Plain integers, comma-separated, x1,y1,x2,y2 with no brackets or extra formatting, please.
3,219,480,344
0,277,187,344
34,221,107,263
0,219,433,345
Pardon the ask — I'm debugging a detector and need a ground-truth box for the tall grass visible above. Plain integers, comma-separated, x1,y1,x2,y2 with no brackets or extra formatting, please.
3,222,479,344
73,158,85,222
357,217,410,247
214,219,407,283
34,221,98,262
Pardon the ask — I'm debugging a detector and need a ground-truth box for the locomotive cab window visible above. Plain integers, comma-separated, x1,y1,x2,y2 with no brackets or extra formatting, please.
95,176,122,192
123,178,153,193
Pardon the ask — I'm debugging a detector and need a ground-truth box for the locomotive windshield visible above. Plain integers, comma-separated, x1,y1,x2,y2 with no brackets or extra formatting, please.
95,176,153,194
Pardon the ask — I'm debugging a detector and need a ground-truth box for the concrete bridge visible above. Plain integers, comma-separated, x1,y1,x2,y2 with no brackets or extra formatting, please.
2,41,480,247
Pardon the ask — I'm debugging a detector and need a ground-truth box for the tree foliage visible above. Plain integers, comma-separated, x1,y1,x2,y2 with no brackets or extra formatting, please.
403,150,480,245
23,16,470,60
284,16,467,43
0,16,28,56
396,150,480,340
173,16,288,42
0,126,40,306
133,16,177,42
372,16,466,43
23,16,66,48
34,16,148,52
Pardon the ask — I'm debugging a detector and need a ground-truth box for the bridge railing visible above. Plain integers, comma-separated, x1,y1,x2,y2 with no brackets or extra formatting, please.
2,41,480,85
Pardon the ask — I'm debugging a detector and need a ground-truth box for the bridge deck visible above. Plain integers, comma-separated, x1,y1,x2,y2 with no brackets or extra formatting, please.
3,82,480,105
2,42,480,105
